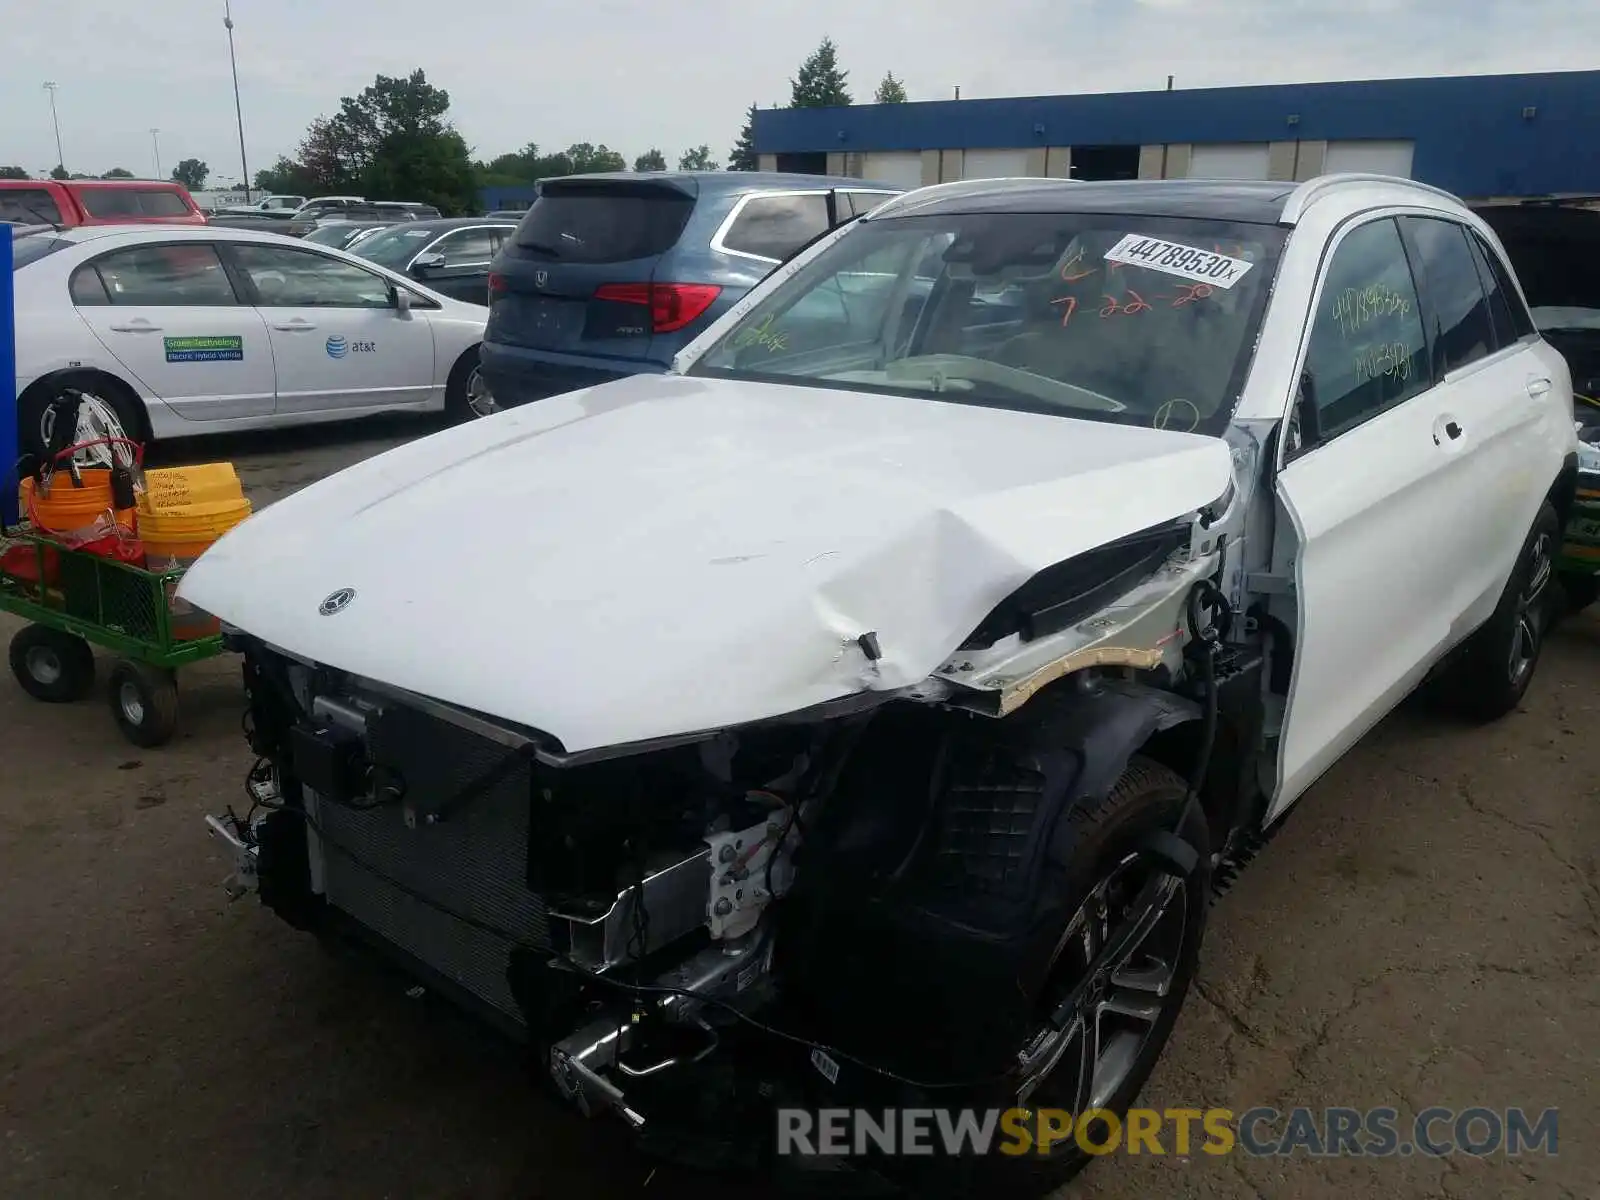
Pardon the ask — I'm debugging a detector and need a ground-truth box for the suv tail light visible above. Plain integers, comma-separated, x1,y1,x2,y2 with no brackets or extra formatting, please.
594,283,721,334
487,272,508,299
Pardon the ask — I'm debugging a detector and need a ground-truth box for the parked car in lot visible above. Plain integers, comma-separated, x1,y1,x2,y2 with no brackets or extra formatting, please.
185,174,1576,1197
214,193,306,217
347,217,519,305
10,224,493,456
1472,199,1600,608
477,170,902,404
286,201,442,239
301,219,398,251
0,178,205,227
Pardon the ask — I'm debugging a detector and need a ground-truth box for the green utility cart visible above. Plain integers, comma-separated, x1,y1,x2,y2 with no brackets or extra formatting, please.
0,532,226,746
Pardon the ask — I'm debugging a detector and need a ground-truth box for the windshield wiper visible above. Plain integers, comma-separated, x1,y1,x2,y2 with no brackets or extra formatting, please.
517,240,562,258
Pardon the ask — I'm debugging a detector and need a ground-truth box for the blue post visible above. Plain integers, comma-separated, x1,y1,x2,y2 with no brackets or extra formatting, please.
0,231,15,529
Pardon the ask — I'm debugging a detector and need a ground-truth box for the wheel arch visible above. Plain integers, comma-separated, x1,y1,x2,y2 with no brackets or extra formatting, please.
16,366,153,452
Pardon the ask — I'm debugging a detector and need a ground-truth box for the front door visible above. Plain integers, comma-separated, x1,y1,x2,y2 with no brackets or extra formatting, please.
1272,215,1464,816
224,242,435,415
70,240,275,422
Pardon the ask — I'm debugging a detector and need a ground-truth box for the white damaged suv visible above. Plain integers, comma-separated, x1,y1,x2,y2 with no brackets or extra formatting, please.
185,175,1576,1195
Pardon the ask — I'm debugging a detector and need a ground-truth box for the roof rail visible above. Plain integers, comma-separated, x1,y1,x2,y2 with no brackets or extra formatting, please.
1280,173,1465,224
865,176,1079,221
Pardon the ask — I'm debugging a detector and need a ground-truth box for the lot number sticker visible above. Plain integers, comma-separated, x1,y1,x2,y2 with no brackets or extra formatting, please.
164,335,243,363
1104,235,1254,289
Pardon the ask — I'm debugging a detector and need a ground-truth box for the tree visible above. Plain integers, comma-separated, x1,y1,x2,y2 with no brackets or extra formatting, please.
791,37,851,108
287,70,478,213
50,165,69,180
678,145,718,171
563,143,626,174
728,103,759,171
102,167,134,179
255,157,319,196
874,72,908,103
634,148,667,172
170,159,209,190
0,166,30,180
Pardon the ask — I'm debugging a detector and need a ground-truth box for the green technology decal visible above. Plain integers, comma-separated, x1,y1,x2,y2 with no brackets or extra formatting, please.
164,335,244,363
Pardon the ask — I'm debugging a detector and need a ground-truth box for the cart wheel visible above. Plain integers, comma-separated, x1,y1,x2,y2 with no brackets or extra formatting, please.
108,660,180,748
9,624,96,703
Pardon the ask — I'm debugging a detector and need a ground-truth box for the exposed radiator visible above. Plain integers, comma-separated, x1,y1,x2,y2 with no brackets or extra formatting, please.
313,702,550,1026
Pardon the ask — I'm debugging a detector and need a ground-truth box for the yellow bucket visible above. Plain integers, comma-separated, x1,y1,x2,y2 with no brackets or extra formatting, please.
140,498,253,639
139,463,243,512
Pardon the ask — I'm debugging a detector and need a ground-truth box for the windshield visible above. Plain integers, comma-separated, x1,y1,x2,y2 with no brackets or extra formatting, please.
302,224,365,247
352,224,436,269
689,211,1286,434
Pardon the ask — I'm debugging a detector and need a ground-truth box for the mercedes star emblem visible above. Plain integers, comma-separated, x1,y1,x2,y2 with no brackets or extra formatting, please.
319,588,356,615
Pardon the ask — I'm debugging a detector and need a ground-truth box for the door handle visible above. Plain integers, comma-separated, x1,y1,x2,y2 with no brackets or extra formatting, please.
108,323,161,333
271,322,317,332
1432,415,1465,446
1527,376,1552,398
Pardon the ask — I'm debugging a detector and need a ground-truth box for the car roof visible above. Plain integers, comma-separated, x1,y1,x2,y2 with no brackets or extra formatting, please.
538,170,896,196
864,174,1470,227
361,217,517,234
871,178,1299,224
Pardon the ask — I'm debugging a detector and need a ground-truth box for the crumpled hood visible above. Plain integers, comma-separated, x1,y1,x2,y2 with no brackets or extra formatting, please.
179,374,1232,752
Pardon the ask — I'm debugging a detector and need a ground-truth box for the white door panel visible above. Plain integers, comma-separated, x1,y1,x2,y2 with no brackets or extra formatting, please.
227,241,436,414
257,308,434,415
69,240,275,421
1274,393,1459,811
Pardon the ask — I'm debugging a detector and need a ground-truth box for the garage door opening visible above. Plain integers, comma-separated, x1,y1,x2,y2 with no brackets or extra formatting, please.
775,153,827,175
1070,145,1141,182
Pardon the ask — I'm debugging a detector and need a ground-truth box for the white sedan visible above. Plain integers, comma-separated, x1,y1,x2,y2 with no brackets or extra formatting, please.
11,224,493,456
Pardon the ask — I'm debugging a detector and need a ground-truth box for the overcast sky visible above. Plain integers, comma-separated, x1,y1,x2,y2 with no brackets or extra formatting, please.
2,0,1596,184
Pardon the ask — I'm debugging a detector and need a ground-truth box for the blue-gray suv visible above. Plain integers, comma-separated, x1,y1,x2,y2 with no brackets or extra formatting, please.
478,171,903,404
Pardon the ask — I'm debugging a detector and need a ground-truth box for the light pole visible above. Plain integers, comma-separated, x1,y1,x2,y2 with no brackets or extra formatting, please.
150,128,162,179
224,0,252,202
42,81,64,174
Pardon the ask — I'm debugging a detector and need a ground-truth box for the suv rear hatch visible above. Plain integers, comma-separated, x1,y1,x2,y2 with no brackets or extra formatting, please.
487,176,715,365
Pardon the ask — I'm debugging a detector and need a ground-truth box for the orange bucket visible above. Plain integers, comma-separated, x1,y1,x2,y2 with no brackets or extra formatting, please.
20,470,136,536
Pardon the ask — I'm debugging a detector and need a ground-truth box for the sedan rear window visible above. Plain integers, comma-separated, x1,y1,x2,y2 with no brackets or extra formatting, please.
11,233,68,269
513,182,694,263
78,189,193,218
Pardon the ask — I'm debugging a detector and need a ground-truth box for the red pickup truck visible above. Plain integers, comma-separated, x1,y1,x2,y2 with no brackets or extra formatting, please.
0,178,206,227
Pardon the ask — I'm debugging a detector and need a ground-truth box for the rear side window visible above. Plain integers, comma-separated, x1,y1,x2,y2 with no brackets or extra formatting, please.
843,191,894,219
514,183,694,263
73,243,238,306
0,188,65,224
78,189,192,218
1402,217,1494,375
1467,231,1535,343
720,193,829,261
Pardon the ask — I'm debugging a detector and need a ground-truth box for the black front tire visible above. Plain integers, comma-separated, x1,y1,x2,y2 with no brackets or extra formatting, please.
9,624,96,703
906,757,1211,1198
444,347,496,422
107,660,180,748
1433,502,1558,722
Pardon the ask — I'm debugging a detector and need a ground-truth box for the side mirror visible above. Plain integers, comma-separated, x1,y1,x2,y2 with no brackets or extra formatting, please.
392,287,412,315
413,252,446,274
